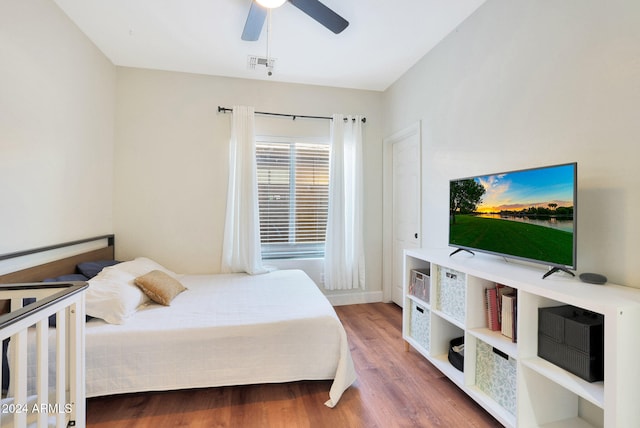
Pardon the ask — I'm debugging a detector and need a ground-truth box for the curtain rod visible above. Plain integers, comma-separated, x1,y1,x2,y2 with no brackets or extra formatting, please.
217,106,366,123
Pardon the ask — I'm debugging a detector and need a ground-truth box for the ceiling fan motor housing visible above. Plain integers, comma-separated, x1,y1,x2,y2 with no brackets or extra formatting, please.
242,0,349,41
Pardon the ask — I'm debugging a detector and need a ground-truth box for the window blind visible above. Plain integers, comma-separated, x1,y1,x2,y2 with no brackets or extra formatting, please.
256,141,330,259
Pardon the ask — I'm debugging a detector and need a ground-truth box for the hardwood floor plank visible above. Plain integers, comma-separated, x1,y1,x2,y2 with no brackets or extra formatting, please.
87,303,501,427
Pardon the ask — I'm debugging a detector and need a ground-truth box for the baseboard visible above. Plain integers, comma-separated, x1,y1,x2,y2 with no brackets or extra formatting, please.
326,290,383,306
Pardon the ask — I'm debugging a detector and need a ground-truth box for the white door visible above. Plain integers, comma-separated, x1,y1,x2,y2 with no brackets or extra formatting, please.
391,127,421,306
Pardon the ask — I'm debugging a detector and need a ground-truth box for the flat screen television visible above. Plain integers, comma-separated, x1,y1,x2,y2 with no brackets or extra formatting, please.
449,162,577,278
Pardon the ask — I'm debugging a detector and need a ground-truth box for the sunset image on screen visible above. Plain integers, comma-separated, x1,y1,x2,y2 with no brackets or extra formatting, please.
474,166,574,214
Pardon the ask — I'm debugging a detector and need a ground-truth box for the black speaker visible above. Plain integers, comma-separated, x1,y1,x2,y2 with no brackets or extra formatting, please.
579,273,607,285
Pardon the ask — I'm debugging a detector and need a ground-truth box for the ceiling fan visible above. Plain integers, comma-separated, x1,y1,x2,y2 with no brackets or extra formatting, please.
241,0,349,41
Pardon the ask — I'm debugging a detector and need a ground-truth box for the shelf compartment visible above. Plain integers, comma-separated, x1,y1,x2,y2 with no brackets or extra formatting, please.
429,315,464,384
465,276,498,330
521,356,604,408
519,363,603,427
429,315,464,357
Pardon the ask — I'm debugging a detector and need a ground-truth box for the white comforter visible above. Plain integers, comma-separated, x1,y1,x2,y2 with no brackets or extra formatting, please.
83,269,356,407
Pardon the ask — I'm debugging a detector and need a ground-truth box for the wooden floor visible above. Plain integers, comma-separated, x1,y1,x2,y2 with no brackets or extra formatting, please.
86,303,501,427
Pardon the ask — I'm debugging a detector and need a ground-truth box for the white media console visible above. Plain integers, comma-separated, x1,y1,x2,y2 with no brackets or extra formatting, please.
402,247,640,428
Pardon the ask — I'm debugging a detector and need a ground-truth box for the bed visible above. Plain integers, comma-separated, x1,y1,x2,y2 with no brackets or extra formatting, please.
0,235,356,412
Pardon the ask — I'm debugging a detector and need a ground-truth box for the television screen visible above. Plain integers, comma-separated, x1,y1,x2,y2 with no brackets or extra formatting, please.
449,162,577,275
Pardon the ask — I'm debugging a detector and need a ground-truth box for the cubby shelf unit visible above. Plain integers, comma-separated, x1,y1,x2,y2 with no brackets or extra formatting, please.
402,247,640,428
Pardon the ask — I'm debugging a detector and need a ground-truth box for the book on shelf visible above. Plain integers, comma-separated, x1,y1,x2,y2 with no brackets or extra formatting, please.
485,287,500,331
496,284,513,324
512,296,518,343
501,292,518,342
485,284,515,334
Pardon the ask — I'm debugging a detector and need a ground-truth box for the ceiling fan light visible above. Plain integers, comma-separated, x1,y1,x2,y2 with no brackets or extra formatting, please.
256,0,287,8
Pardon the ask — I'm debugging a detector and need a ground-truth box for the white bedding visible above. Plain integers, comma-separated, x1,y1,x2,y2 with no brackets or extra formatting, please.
83,269,356,407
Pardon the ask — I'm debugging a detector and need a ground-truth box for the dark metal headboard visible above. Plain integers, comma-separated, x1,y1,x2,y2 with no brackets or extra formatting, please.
0,234,115,284
0,234,114,315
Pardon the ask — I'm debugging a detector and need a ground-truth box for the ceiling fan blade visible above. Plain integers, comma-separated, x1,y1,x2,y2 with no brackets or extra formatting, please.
288,0,349,34
241,1,267,41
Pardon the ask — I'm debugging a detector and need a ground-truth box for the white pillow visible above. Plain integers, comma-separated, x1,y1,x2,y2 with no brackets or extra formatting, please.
108,257,178,278
85,268,149,325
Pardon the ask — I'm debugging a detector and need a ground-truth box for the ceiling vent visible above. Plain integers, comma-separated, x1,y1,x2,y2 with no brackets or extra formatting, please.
247,55,275,71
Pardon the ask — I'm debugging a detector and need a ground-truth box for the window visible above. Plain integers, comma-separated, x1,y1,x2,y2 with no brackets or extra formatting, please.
256,139,330,259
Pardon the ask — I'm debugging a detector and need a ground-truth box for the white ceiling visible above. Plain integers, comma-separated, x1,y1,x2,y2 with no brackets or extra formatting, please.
52,0,486,91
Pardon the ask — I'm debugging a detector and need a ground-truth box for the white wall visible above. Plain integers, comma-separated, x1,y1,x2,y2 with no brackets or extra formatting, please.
0,0,115,256
114,68,383,299
383,0,640,287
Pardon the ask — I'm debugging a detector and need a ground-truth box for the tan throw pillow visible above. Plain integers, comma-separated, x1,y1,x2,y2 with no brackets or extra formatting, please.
134,270,187,306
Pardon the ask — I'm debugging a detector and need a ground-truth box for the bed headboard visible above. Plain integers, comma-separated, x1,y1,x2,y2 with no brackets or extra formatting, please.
0,235,114,314
0,234,115,284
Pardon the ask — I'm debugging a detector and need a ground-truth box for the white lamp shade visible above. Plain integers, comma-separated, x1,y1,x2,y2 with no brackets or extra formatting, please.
256,0,287,8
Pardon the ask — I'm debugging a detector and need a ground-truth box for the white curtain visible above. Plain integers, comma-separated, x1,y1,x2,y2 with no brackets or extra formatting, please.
221,106,267,275
324,114,365,290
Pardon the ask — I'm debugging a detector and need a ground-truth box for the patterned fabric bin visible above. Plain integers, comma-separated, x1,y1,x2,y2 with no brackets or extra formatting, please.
436,267,466,323
409,300,430,351
475,340,517,416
